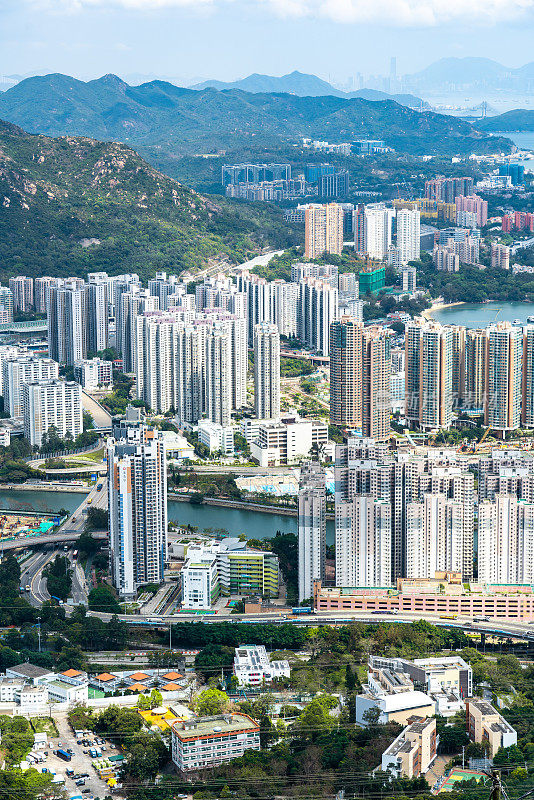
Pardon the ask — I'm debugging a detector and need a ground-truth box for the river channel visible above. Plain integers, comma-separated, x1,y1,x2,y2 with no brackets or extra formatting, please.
0,489,336,545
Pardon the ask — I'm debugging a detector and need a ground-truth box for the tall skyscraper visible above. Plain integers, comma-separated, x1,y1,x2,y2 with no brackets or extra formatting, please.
47,279,86,366
22,379,82,447
297,278,338,356
353,204,365,255
304,203,344,259
478,494,534,585
523,326,534,428
405,320,453,431
34,277,58,314
3,356,59,419
485,322,523,434
121,288,159,373
148,272,180,311
364,204,393,260
298,462,326,603
336,494,392,587
362,326,391,442
329,316,363,429
8,277,33,312
406,493,470,579
254,323,280,421
85,276,109,355
0,287,14,324
464,329,487,411
108,427,168,599
396,208,420,265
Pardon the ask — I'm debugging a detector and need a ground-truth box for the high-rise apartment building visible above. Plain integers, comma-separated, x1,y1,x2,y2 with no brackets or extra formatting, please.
485,322,523,434
364,204,393,260
405,320,453,431
120,288,160,373
8,277,33,312
47,279,86,366
424,177,474,203
85,276,109,355
478,494,534,584
336,494,392,587
22,379,82,447
329,316,363,429
3,356,59,419
402,267,417,293
406,494,470,579
298,462,326,603
0,287,14,324
135,310,246,423
107,427,168,599
433,246,460,273
297,278,338,356
396,208,420,265
464,329,487,411
34,277,58,314
491,242,510,270
455,195,488,228
304,203,344,259
362,326,391,442
254,323,280,421
353,204,365,255
148,272,180,311
523,326,534,428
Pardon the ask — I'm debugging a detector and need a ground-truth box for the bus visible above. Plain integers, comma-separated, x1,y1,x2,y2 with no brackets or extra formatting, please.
439,614,458,620
55,749,72,762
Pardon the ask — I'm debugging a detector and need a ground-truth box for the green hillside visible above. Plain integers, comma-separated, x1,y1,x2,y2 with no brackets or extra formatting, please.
0,119,299,280
0,73,512,158
477,109,534,131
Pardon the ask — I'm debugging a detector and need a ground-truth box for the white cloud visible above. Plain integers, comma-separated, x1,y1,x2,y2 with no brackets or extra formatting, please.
29,0,534,24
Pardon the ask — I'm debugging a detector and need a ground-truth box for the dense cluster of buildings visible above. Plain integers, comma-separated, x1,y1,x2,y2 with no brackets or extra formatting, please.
299,439,534,606
222,162,349,201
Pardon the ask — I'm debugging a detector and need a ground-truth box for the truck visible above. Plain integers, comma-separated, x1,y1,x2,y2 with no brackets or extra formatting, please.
55,748,72,762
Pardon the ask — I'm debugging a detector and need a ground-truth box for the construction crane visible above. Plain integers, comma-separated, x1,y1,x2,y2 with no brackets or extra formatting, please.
473,426,493,453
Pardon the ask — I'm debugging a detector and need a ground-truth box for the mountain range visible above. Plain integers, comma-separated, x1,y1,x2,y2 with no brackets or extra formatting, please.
0,73,510,164
0,119,297,280
192,70,427,108
477,109,534,132
404,57,534,92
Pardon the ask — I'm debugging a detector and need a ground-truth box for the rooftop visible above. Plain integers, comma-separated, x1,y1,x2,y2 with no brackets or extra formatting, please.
172,713,259,740
8,663,52,679
61,669,84,678
94,672,118,682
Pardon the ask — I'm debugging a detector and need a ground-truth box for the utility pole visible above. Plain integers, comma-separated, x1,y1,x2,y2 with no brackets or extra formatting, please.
462,745,465,769
37,617,41,653
489,770,502,800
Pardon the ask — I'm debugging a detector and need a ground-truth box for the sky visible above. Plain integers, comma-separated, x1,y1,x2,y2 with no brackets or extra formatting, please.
3,0,534,85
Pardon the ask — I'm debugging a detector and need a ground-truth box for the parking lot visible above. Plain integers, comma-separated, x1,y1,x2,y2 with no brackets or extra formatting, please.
40,712,123,799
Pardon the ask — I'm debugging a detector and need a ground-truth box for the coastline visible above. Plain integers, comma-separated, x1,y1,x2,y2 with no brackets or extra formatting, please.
168,492,335,520
421,301,466,320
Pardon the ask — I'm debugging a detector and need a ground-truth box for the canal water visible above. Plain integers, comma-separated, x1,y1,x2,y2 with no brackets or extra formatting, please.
0,490,336,545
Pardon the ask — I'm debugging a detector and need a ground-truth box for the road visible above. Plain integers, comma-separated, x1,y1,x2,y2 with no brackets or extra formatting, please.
20,550,56,606
82,391,113,432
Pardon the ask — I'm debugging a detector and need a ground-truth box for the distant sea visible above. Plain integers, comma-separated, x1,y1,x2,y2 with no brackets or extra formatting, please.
492,131,534,172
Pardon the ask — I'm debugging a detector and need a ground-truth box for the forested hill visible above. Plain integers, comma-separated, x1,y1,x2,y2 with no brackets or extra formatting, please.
477,109,534,131
0,119,298,280
0,73,512,157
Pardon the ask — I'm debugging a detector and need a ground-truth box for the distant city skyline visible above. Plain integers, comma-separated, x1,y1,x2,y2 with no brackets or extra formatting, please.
3,0,534,87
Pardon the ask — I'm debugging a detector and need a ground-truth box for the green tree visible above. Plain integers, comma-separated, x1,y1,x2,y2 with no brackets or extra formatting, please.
88,584,121,614
193,688,229,716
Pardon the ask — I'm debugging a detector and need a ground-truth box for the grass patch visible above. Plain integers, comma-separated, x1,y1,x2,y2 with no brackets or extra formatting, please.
30,717,59,736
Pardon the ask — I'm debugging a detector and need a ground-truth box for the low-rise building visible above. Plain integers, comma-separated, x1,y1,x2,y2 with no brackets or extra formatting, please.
355,691,435,726
6,663,55,686
73,358,113,391
45,678,88,704
466,698,517,757
198,421,234,455
233,645,290,686
381,717,436,778
171,713,260,772
250,415,329,467
180,538,279,609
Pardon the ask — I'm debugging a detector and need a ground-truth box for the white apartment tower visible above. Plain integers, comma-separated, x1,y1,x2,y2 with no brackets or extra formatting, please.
336,494,392,587
0,287,14,324
297,278,338,356
107,427,168,599
47,279,86,366
364,204,393,260
478,494,534,584
3,356,59,419
254,323,280,421
85,276,109,354
22,379,82,447
9,277,33,312
298,462,326,603
396,208,421,265
523,326,534,428
406,494,470,579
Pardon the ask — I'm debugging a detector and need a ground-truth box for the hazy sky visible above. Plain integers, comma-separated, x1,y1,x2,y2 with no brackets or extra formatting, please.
2,0,534,84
